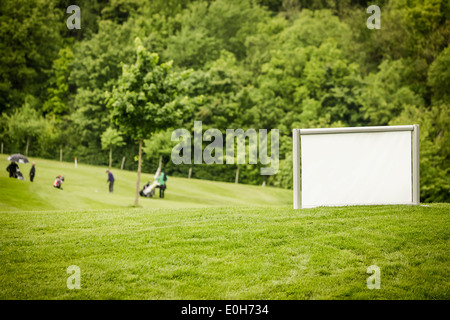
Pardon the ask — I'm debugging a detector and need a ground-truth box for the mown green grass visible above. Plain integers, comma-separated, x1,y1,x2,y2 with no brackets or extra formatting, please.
0,157,449,299
1,205,449,299
0,157,292,211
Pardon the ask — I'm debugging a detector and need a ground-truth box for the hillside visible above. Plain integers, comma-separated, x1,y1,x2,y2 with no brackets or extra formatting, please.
0,203,449,299
1,156,449,300
0,157,292,211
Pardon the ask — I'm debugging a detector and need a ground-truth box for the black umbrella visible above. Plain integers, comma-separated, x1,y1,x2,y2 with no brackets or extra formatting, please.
7,153,29,164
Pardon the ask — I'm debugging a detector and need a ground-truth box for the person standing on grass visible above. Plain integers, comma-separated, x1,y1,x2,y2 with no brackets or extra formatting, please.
157,168,168,198
106,170,115,193
29,162,36,182
6,161,18,178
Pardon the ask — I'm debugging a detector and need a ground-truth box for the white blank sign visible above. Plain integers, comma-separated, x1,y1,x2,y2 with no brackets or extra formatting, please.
300,131,412,208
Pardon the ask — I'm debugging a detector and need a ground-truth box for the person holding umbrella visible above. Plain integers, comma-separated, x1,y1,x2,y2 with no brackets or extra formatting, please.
6,161,19,178
6,154,29,179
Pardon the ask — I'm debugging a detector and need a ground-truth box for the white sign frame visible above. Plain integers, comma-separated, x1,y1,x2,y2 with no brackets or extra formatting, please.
292,125,420,209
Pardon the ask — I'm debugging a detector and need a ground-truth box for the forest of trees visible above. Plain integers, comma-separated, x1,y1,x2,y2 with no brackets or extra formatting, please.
0,0,448,202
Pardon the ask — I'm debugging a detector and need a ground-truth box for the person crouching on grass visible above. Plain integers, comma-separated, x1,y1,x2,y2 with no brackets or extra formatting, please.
106,170,114,193
53,175,64,189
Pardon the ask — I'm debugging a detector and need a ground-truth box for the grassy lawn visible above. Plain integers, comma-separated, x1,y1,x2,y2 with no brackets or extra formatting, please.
0,157,449,299
1,205,449,300
0,157,292,211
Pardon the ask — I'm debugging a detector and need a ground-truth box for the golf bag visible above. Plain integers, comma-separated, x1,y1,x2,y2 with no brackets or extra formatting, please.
16,168,24,180
140,181,156,197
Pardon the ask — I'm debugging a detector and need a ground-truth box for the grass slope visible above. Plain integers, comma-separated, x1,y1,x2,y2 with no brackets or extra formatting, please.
0,156,449,300
0,157,292,211
0,204,449,299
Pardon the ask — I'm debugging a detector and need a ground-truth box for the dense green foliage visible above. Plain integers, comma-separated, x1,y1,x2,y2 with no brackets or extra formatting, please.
108,37,189,204
0,0,448,202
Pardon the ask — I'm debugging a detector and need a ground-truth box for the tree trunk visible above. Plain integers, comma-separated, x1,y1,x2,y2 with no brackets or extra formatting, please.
188,167,192,179
159,155,162,169
1,142,3,154
25,136,30,156
235,166,239,184
109,146,112,169
121,156,126,170
135,139,143,206
60,146,63,162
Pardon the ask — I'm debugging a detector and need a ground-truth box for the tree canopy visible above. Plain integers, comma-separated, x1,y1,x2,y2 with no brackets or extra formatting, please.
0,0,448,202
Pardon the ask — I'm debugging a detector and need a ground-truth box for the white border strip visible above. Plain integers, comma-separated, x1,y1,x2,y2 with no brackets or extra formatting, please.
293,129,301,209
412,124,420,205
298,125,414,135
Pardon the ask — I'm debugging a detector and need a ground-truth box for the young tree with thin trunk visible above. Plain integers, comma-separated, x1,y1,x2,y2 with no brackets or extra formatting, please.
143,128,174,171
107,37,189,205
101,127,125,169
6,102,47,157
